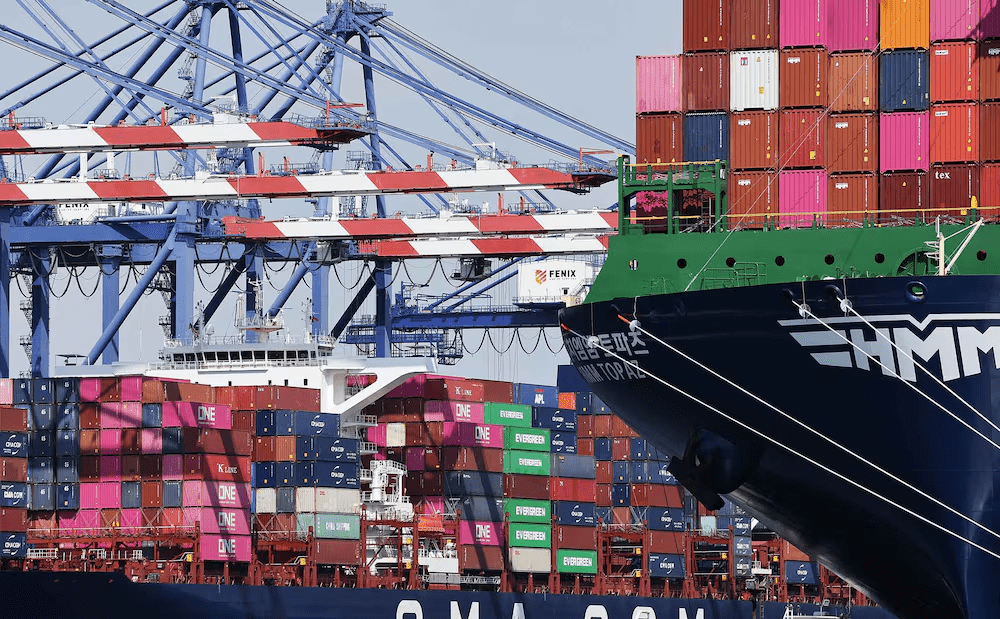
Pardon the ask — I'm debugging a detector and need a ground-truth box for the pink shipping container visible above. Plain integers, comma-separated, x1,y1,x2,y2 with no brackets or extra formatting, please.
636,56,683,114
406,447,426,471
162,454,184,480
58,509,100,535
119,376,143,402
80,482,122,509
386,374,455,398
880,112,930,172
779,170,828,228
459,520,502,546
931,0,979,41
100,429,122,454
121,402,142,427
182,481,251,509
419,495,445,515
99,403,123,429
780,0,828,49
80,378,101,402
442,422,504,448
367,424,387,447
183,507,251,535
201,534,252,562
141,428,162,454
0,379,11,405
828,0,878,51
984,0,1000,38
162,401,232,430
119,508,143,535
423,400,485,424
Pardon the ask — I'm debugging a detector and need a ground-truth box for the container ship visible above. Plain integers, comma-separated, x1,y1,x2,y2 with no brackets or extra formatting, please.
562,2,1000,619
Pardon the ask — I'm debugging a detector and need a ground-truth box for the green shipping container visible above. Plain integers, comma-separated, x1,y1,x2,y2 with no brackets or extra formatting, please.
298,513,361,539
485,402,532,427
509,522,551,548
503,426,550,452
504,498,551,524
504,449,551,476
557,549,599,574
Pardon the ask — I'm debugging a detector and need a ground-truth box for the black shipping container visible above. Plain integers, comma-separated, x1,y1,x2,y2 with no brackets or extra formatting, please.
457,496,505,523
444,471,503,497
121,481,142,509
28,457,53,484
276,486,296,513
255,410,276,436
27,431,52,458
161,428,183,454
55,456,78,483
56,483,78,510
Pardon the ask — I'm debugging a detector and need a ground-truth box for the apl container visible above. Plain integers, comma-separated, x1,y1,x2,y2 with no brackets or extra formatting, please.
828,0,878,51
636,56,683,114
684,112,729,162
780,0,828,48
880,49,930,112
880,112,930,171
780,109,826,168
729,50,778,112
931,0,978,41
827,113,878,173
931,103,979,163
931,42,978,103
780,48,829,109
881,0,930,49
730,111,778,170
683,0,730,51
828,173,878,225
683,53,730,111
731,0,777,49
779,170,828,228
829,53,878,112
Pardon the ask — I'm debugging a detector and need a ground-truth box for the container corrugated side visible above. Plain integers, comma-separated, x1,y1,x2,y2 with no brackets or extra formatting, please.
730,50,778,111
979,40,1000,100
827,113,878,173
930,163,979,216
778,170,828,228
930,42,977,103
730,111,777,169
683,112,729,162
981,102,1000,161
730,0,776,49
983,0,1000,38
828,0,878,51
881,0,930,49
779,109,826,168
509,522,553,548
828,173,878,225
683,53,729,111
728,171,778,229
931,0,978,41
780,48,829,109
556,549,599,574
508,547,550,573
504,497,550,523
930,103,979,163
829,53,878,112
880,112,930,171
636,56,683,114
683,0,730,52
979,163,1000,206
779,0,828,48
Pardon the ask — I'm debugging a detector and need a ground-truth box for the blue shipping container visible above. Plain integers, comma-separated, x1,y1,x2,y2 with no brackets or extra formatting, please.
595,506,613,524
277,462,295,486
684,112,728,163
556,364,589,395
53,378,80,403
276,486,296,513
255,410,277,436
650,461,678,485
612,483,630,507
648,553,685,578
12,379,31,405
880,49,929,112
314,437,360,462
630,438,649,460
122,481,141,509
630,461,651,483
162,428,183,454
2,432,29,458
28,458,53,484
29,405,54,431
31,484,54,511
718,514,752,536
458,496,504,523
550,432,577,454
645,507,685,532
55,430,79,457
594,438,612,461
649,445,672,462
273,410,295,435
55,404,80,431
553,501,597,527
163,480,182,508
551,454,596,479
785,561,819,585
253,461,276,488
733,535,753,557
515,383,558,407
531,407,577,432
444,471,503,497
292,411,340,437
613,461,629,482
56,483,78,510
55,456,78,483
27,431,52,458
32,378,53,404
1,482,30,508
0,532,28,558
735,556,752,577
310,462,360,488
142,404,162,428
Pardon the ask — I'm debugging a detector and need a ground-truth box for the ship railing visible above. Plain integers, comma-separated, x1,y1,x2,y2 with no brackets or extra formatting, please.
457,574,502,586
149,357,329,371
26,548,58,559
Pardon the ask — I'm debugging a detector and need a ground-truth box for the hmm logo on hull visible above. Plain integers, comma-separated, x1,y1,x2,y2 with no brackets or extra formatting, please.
782,313,1000,382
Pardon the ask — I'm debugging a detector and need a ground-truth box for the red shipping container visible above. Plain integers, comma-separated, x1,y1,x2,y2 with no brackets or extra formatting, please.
612,507,631,524
780,48,829,109
140,454,162,480
80,403,99,429
121,428,142,455
405,421,444,447
121,455,141,481
647,531,686,554
827,113,878,173
163,381,214,403
79,456,100,482
484,380,516,405
829,53,878,112
594,415,612,437
611,416,633,437
981,40,1000,101
315,539,362,564
244,386,320,411
632,484,685,508
595,483,612,507
254,437,277,461
79,429,100,455
140,379,165,403
0,507,28,531
683,0,730,52
182,454,251,482
782,540,811,562
683,52,730,111
729,111,777,170
596,462,613,485
550,478,597,502
577,438,594,457
0,457,27,481
424,378,485,403
554,525,598,550
231,411,254,432
503,474,550,500
461,544,505,571
611,438,630,461
28,511,56,532
577,416,594,437
930,164,980,217
931,103,979,163
981,163,1000,207
440,446,503,472
780,109,826,168
729,170,778,229
881,172,929,224
182,428,253,456
275,435,297,461
405,471,444,496
931,42,978,104
636,113,684,164
828,173,878,226
981,103,1000,161
0,406,27,431
731,0,777,49
141,481,162,508
99,377,121,402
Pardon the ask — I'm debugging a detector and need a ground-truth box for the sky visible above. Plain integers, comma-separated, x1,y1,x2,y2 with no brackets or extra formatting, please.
1,0,681,384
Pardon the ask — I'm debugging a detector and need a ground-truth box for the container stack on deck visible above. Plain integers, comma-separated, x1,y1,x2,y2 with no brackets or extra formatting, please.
636,0,1000,224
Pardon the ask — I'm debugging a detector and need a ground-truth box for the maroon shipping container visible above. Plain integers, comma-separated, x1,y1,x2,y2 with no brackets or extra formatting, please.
729,170,779,229
550,478,597,502
181,428,253,456
981,40,1000,101
141,481,163,508
99,378,121,402
80,429,100,456
780,48,829,109
827,113,878,173
931,103,979,163
314,539,362,564
647,531,685,554
596,461,613,485
402,398,425,418
595,484,612,507
440,446,503,472
254,437,277,462
80,403,99,430
683,0,730,52
828,173,878,225
611,438,630,461
405,421,444,447
0,507,28,531
780,109,826,168
275,435,297,462
28,511,56,532
0,406,27,431
611,416,634,438
730,111,778,170
930,164,980,217
182,454,251,482
122,455,141,481
163,381,214,404
0,457,27,481
424,378,485,403
731,0,777,49
405,471,444,496
141,379,165,403
636,113,684,164
931,42,978,104
980,163,1000,207
555,526,598,550
503,474,550,500
239,385,319,411
631,484,685,508
981,103,1000,161
120,428,142,455
481,380,514,404
140,455,162,480
420,447,442,470
80,456,100,482
683,52,730,111
231,410,254,433
829,53,878,112
461,544,505,571
613,507,631,524
577,438,594,457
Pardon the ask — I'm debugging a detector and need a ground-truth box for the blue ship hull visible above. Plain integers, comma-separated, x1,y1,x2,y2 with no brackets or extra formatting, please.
0,571,896,619
560,275,1000,619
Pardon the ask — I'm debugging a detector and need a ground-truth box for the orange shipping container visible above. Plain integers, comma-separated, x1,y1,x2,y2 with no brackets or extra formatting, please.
828,53,878,112
780,109,826,168
828,173,878,225
683,0,730,52
275,436,297,462
779,48,829,109
981,103,1000,161
730,0,777,49
880,0,929,50
981,40,1000,101
930,103,979,163
930,42,978,103
683,52,730,111
636,113,684,164
782,540,811,562
826,113,878,173
729,171,778,229
730,111,778,170
613,507,632,525
557,392,576,410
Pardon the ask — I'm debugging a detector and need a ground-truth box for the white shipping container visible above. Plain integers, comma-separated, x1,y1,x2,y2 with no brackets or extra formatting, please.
295,487,316,513
255,488,277,514
386,422,406,448
316,488,361,513
509,547,551,573
730,50,779,111
514,259,596,308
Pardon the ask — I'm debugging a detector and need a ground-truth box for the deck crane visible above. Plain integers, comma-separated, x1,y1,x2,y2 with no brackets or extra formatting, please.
0,1,632,377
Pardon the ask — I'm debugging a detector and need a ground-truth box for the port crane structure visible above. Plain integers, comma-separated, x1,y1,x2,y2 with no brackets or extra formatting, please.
0,0,633,377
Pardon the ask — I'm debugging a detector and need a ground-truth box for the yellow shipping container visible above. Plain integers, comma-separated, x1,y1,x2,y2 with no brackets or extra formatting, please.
881,0,930,50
